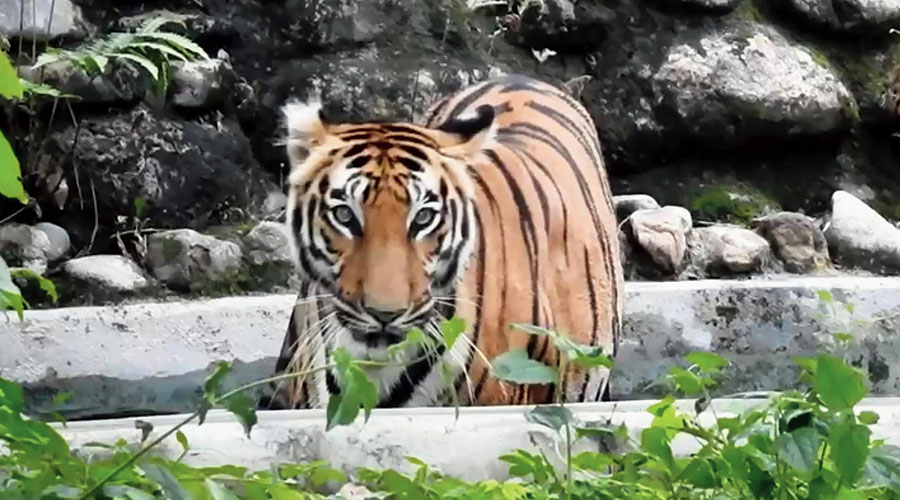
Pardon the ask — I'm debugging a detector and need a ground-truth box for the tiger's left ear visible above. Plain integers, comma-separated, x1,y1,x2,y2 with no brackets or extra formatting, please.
435,104,496,159
282,99,333,167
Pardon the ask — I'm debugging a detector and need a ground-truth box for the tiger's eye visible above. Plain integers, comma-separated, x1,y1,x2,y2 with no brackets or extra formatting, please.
414,208,436,226
333,206,354,224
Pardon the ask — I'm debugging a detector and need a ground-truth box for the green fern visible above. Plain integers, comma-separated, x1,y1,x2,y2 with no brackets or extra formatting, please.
32,17,208,95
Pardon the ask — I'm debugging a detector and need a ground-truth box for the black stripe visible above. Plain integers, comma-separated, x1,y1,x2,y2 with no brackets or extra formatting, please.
465,208,489,402
396,157,423,172
338,133,374,142
578,247,600,403
381,344,447,407
347,156,370,169
423,95,452,126
444,81,499,124
484,150,540,330
504,123,606,257
344,143,368,157
398,144,430,161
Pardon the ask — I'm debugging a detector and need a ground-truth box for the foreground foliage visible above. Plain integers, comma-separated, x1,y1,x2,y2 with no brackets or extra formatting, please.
3,318,900,499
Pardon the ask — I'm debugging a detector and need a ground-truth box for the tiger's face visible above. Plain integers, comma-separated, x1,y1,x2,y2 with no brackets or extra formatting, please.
281,101,495,358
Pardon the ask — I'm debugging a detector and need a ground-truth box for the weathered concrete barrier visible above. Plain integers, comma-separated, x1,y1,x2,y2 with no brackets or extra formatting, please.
54,398,900,482
2,277,900,419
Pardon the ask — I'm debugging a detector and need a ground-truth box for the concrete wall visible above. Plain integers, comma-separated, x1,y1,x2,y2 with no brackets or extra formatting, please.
2,277,900,419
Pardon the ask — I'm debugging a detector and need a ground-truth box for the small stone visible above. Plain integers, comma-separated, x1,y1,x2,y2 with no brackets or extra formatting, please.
753,212,830,273
146,229,244,292
0,0,89,41
688,226,770,277
614,194,660,222
628,206,693,274
263,191,288,219
824,190,900,274
34,222,70,262
0,224,51,274
62,255,148,292
170,58,235,110
244,222,293,267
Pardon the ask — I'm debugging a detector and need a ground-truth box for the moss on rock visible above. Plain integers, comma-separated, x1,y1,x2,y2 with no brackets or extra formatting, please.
690,183,781,224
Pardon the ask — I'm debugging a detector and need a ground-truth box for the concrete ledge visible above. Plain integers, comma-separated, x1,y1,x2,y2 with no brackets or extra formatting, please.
55,398,900,482
3,277,900,419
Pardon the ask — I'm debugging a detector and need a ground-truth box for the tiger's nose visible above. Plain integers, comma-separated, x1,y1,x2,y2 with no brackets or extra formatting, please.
365,307,404,326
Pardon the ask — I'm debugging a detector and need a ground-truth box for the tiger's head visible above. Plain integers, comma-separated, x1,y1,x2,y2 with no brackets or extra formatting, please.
281,101,495,358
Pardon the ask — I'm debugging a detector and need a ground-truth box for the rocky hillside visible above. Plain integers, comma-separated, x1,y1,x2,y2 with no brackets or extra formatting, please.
1,0,900,307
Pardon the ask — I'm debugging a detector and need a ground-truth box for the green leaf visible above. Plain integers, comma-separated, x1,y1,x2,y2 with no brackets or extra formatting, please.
571,451,613,472
685,351,730,373
0,256,25,319
140,464,193,500
830,422,871,487
0,51,24,99
441,317,465,349
861,444,900,490
10,268,58,303
859,410,880,425
140,31,209,60
526,405,572,432
175,430,189,452
325,349,378,430
0,376,24,412
102,485,156,500
225,392,258,438
641,426,674,468
114,53,159,80
776,427,823,477
678,458,716,488
205,479,240,500
200,361,231,424
815,354,867,410
667,366,705,395
0,131,28,205
817,290,834,303
491,349,557,385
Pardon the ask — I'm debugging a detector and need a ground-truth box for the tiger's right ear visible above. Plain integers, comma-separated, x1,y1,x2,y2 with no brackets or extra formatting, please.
282,99,331,167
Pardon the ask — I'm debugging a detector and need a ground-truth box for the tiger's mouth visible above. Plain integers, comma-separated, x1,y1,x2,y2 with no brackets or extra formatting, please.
335,311,408,348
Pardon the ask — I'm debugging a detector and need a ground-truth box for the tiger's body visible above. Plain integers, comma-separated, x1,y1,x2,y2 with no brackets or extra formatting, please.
260,74,623,410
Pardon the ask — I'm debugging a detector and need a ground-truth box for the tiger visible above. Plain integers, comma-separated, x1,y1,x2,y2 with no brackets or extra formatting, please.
258,73,623,410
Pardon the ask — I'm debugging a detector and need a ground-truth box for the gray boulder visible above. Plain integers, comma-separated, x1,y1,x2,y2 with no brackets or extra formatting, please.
504,0,616,51
19,59,146,106
824,190,900,274
34,222,70,262
753,212,831,274
243,221,296,289
687,226,771,277
614,194,660,222
782,0,900,32
42,105,272,231
146,229,244,292
62,255,149,293
626,206,693,275
0,224,51,274
673,0,744,12
652,24,855,150
169,58,235,110
0,0,90,41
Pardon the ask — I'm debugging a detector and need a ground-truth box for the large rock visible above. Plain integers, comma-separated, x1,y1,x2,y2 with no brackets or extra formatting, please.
0,224,51,274
670,0,743,12
169,58,235,110
146,229,244,292
42,106,272,234
242,221,295,289
753,212,830,273
613,194,660,222
782,0,900,33
626,206,693,275
652,24,855,151
34,222,70,262
19,59,146,106
253,46,493,172
0,0,90,41
62,255,149,293
824,190,900,274
686,226,771,277
503,0,616,51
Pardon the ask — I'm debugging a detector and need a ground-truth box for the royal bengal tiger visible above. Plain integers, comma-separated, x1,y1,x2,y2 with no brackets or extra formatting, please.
259,73,623,410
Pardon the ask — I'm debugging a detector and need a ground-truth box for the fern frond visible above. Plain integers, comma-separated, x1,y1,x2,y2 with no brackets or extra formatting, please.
139,32,208,60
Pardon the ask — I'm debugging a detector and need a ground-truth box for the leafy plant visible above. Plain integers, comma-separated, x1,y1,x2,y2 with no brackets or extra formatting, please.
33,17,209,94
